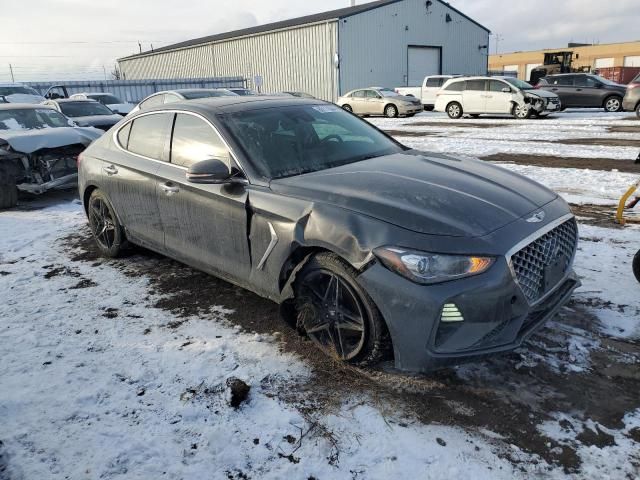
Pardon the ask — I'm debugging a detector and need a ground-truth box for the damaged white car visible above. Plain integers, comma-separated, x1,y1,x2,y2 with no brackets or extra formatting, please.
435,76,561,119
0,103,102,208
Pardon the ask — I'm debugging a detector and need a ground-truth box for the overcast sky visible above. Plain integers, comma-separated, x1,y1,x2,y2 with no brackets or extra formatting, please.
1,0,638,82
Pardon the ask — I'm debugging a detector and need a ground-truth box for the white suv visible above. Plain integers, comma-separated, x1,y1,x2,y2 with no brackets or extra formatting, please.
434,76,561,119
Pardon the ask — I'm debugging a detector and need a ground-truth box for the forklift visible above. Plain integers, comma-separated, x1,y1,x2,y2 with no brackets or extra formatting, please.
529,51,591,84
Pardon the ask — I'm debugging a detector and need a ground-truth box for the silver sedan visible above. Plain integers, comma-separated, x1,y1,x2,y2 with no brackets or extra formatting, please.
337,87,423,118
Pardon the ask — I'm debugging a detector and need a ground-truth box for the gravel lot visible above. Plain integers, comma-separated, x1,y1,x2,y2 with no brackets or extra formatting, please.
1,110,639,479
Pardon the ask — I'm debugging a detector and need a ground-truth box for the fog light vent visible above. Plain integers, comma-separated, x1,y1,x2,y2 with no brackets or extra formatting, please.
441,303,464,323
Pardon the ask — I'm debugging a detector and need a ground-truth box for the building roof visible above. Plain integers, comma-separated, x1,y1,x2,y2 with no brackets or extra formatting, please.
119,0,489,61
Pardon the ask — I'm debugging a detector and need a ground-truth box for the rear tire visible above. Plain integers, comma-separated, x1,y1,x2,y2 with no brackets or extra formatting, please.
636,103,640,119
87,189,127,258
0,164,18,210
293,253,390,366
446,102,463,119
341,104,353,113
634,250,640,283
604,95,623,113
384,104,399,118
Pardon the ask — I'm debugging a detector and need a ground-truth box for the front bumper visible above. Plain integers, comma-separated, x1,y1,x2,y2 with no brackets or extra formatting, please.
398,104,423,115
358,243,579,373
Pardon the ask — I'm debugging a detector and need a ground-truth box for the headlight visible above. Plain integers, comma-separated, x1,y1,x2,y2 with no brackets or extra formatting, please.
373,247,494,285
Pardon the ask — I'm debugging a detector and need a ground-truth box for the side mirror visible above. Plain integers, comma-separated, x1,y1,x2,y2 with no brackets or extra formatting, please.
186,158,232,184
501,87,512,93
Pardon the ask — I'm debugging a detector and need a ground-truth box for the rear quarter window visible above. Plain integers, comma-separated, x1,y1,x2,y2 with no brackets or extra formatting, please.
126,113,173,160
444,81,464,92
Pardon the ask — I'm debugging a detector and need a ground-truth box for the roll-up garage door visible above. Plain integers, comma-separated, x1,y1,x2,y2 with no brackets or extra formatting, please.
407,46,441,86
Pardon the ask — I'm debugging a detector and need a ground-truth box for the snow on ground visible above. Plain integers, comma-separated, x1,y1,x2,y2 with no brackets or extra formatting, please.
0,203,536,479
1,110,639,479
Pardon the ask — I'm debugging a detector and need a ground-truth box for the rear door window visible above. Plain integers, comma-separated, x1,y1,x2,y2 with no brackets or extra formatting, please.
170,113,230,168
466,80,487,91
353,90,366,98
127,113,173,160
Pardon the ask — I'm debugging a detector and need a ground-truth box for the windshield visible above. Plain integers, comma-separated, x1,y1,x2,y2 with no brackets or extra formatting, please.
222,104,405,179
59,102,114,117
181,89,238,99
504,78,534,90
89,94,122,104
0,86,41,97
592,75,619,86
0,108,74,131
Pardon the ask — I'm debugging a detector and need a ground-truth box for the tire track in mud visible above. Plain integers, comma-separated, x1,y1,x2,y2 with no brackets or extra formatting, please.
64,228,640,474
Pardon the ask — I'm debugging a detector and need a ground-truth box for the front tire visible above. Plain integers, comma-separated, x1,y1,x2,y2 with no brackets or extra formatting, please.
634,250,640,283
604,95,623,113
384,104,399,118
636,103,640,119
446,102,463,119
513,103,531,119
294,253,390,366
87,189,127,258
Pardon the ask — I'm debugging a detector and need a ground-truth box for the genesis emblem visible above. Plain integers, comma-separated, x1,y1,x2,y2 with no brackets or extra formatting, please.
526,211,546,223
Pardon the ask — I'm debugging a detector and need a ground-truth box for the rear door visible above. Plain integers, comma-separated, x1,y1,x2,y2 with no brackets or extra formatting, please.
573,75,603,107
155,112,251,283
462,79,487,113
350,90,368,114
103,112,173,250
485,80,513,114
364,89,385,115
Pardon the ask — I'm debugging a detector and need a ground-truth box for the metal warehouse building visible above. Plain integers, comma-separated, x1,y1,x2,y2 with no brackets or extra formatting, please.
118,0,490,101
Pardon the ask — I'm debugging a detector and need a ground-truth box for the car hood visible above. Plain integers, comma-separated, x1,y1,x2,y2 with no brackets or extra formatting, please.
72,114,123,127
106,103,133,114
3,93,46,104
525,89,558,99
0,127,103,154
271,152,558,237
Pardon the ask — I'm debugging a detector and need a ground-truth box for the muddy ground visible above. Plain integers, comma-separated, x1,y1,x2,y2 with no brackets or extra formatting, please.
482,153,640,173
58,223,640,475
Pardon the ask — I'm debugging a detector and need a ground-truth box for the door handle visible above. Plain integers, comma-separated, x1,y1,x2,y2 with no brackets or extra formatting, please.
576,88,583,91
160,182,180,196
551,88,559,91
103,165,118,176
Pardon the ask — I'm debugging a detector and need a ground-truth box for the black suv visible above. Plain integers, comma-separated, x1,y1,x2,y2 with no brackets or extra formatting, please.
537,74,627,112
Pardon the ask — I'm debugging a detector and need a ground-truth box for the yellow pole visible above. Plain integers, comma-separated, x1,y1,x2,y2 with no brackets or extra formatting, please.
616,179,640,225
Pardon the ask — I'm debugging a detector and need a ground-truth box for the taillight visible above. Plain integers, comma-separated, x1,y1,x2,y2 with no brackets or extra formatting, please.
629,83,640,90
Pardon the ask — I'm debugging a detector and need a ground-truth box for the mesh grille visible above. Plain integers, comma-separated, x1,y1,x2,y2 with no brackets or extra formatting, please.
510,219,578,303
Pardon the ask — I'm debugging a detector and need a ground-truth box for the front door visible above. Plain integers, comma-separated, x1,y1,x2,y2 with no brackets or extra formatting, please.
155,112,252,283
485,80,513,114
102,112,173,250
572,75,602,107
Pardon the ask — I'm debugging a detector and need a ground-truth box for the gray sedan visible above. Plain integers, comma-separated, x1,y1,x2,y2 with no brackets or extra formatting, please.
43,99,123,131
78,96,579,372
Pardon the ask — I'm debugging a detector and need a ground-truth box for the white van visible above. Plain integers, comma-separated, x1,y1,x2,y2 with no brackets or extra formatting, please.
434,76,561,119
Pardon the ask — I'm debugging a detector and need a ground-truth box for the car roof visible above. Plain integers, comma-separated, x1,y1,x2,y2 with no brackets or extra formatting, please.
0,103,55,110
140,95,324,115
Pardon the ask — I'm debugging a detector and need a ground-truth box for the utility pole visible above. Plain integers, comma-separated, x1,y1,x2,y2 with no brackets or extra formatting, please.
492,34,503,55
9,63,15,82
103,65,107,81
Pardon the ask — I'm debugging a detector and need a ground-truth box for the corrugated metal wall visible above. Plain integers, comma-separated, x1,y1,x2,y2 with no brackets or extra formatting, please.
119,22,339,101
25,77,245,103
338,0,489,94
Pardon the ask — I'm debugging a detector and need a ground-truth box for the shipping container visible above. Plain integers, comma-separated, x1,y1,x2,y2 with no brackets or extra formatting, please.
595,67,640,85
